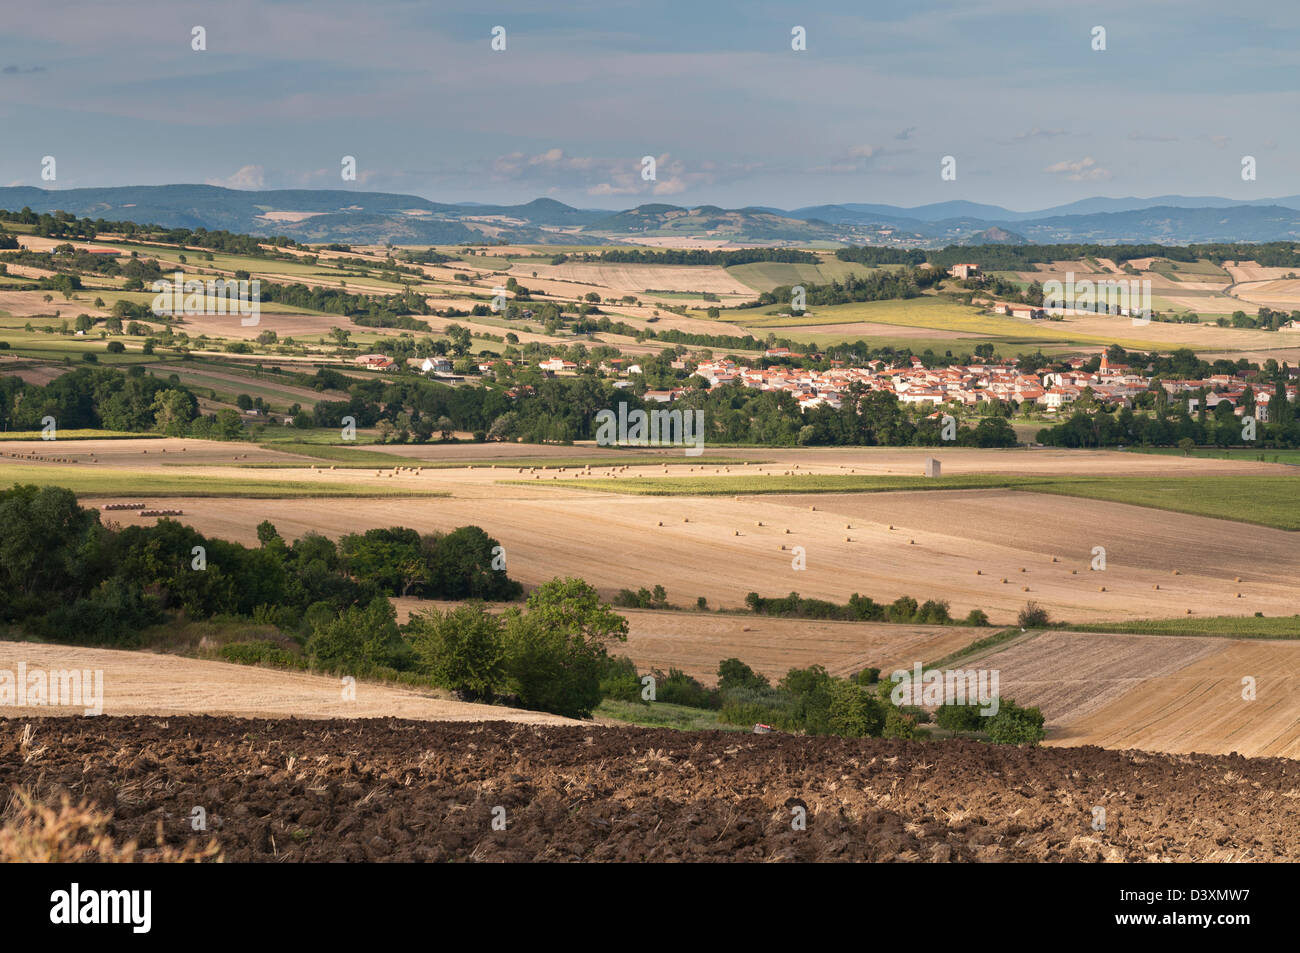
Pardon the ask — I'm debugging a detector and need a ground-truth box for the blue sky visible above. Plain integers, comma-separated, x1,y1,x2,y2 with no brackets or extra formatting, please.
2,0,1298,210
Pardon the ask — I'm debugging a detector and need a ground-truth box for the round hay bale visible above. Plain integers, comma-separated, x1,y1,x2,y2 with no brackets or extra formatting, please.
1172,569,1181,575
657,521,663,526
1000,578,1008,584
1071,569,1078,575
1021,586,1030,592
1153,584,1160,590
1186,608,1193,614
734,530,741,536
844,536,851,542
1098,586,1107,592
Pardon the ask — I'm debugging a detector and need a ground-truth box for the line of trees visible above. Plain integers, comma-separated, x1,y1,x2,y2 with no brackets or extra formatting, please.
600,655,1046,744
0,482,516,649
592,248,820,266
836,241,1300,270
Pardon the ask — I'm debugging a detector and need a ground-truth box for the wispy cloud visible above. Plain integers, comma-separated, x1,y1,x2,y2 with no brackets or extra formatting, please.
1045,157,1112,182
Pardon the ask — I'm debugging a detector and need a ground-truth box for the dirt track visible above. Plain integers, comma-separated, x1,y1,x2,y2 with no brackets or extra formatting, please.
3,717,1298,861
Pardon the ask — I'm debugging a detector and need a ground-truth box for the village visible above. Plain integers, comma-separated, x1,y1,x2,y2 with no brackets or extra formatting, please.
351,344,1298,423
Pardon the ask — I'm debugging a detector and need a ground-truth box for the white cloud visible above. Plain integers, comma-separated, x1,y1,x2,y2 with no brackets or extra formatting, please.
205,164,266,190
1044,156,1111,182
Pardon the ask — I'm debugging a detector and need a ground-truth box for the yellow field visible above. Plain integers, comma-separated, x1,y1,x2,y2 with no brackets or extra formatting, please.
980,631,1300,758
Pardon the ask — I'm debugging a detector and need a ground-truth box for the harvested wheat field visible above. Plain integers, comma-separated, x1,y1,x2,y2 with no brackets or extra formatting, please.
391,598,978,685
960,630,1300,758
4,717,1300,861
1037,636,1300,758
525,261,753,296
0,642,574,724
101,481,1298,625
616,611,981,683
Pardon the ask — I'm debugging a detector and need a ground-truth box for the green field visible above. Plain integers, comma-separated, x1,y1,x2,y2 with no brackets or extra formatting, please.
1132,447,1300,466
537,473,1300,530
1070,616,1300,639
729,296,1165,350
594,698,738,731
1148,258,1232,282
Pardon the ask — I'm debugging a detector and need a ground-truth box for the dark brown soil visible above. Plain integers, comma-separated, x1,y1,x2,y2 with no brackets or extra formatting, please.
3,717,1298,862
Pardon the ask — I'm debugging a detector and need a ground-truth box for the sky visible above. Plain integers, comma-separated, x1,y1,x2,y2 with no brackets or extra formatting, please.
2,0,1299,212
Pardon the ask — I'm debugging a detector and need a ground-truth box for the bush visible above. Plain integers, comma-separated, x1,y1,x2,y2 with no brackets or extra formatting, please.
962,609,990,627
915,599,951,624
105,341,125,353
827,680,885,737
306,596,412,675
882,706,917,739
598,655,645,704
651,667,718,709
886,596,919,623
717,657,770,693
406,602,504,700
501,610,605,719
986,699,1047,745
935,702,985,733
218,641,300,668
1017,601,1051,628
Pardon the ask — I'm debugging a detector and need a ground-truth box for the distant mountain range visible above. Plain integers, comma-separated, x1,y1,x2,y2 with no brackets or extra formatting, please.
4,185,1300,247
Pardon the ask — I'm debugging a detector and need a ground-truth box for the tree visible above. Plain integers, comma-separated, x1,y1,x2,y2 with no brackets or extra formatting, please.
306,596,410,674
1017,601,1050,628
718,657,769,692
214,409,243,440
407,602,505,700
500,578,629,718
985,699,1046,745
150,388,197,436
828,679,885,737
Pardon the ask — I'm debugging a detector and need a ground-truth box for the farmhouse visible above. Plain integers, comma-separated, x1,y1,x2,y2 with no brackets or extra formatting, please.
356,354,395,371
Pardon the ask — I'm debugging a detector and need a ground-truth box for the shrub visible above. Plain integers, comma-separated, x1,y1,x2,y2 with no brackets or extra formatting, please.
986,699,1047,745
1017,601,1051,628
406,602,505,700
882,706,917,739
963,609,990,627
501,611,604,718
886,596,919,623
306,596,412,675
827,680,885,738
651,668,718,709
935,702,985,733
717,657,769,693
598,655,645,704
218,641,300,668
915,599,951,624
105,341,125,353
